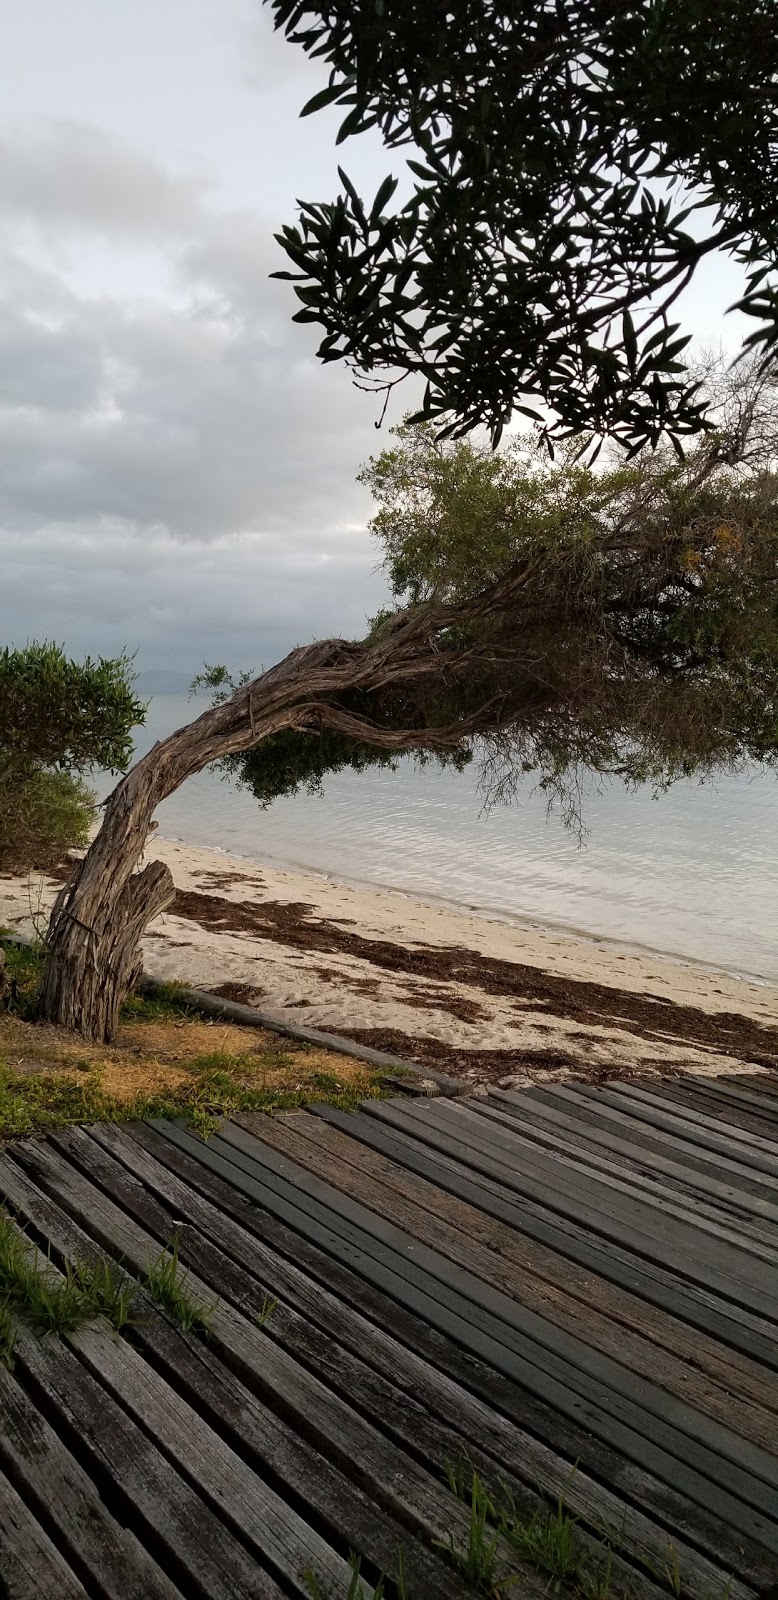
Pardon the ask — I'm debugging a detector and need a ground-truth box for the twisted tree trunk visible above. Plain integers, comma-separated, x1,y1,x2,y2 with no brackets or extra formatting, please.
36,640,353,1040
35,568,531,1041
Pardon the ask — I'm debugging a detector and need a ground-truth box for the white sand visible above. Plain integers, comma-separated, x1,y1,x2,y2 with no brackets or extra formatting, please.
2,835,775,1084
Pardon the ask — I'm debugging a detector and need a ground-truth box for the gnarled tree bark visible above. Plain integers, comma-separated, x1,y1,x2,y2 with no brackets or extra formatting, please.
36,589,519,1040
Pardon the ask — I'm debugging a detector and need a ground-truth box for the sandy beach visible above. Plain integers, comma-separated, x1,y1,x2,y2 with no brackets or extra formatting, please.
2,834,776,1085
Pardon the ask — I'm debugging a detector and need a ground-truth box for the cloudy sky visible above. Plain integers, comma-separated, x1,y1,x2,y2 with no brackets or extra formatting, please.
0,0,749,683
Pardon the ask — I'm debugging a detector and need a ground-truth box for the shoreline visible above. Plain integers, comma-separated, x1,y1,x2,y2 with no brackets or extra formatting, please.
163,832,775,989
2,833,775,1086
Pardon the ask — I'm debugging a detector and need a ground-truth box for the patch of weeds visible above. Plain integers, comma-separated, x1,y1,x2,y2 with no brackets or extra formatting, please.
508,1497,582,1589
436,1468,500,1592
120,982,193,1024
144,1232,215,1336
69,1254,138,1333
0,1299,17,1368
0,1211,131,1338
0,937,44,1018
255,1289,277,1328
304,1551,408,1600
444,1458,625,1600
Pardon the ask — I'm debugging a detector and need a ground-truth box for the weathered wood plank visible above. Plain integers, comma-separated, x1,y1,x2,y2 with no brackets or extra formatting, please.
523,1083,778,1196
7,1326,283,1599
654,1081,778,1139
571,1085,778,1178
315,1102,778,1369
7,1138,526,1592
0,1465,89,1600
363,1099,778,1319
210,1118,778,1509
681,1077,778,1119
248,1110,778,1448
0,1149,465,1600
66,1320,372,1600
123,1120,776,1595
419,1096,778,1267
604,1081,778,1156
271,1109,778,1416
0,1363,182,1599
481,1088,778,1225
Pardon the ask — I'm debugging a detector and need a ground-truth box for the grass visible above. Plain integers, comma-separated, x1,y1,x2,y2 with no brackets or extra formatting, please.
304,1551,409,1600
0,935,385,1142
255,1289,278,1328
143,1232,215,1336
0,1210,139,1361
437,1467,501,1592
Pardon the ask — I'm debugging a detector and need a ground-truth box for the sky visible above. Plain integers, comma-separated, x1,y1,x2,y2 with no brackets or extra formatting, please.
0,0,750,683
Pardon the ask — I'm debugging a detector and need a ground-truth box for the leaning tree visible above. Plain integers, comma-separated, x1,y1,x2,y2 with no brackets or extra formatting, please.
35,0,778,1039
37,363,778,1038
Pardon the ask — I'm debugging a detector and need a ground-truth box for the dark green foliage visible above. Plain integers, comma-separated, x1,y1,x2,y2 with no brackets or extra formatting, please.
0,766,94,874
195,666,472,806
0,643,145,873
198,363,778,828
0,643,144,772
269,0,778,451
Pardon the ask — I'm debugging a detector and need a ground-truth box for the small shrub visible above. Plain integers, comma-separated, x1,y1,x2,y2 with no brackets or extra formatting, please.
0,764,95,875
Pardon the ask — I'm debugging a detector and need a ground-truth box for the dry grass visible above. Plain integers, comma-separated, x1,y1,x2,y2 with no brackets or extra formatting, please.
0,940,381,1139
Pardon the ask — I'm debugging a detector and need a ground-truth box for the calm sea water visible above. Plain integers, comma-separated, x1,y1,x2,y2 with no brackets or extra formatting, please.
101,694,777,982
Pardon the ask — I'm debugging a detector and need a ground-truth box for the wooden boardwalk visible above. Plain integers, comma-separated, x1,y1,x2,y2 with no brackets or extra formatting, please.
1,1073,777,1598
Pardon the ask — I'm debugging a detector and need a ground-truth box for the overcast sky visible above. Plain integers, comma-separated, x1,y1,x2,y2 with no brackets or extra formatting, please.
0,0,749,682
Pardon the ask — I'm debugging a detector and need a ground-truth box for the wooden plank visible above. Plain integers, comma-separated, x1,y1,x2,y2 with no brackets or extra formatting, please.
363,1099,778,1319
0,1466,88,1600
656,1081,778,1139
248,1110,778,1450
0,1146,467,1600
273,1110,778,1416
66,1319,375,1600
0,1363,182,1599
418,1096,778,1268
12,1323,279,1600
573,1084,778,1179
7,1139,523,1591
252,1113,778,1440
606,1081,778,1156
198,1120,778,1522
122,1120,776,1596
531,1084,778,1196
473,1090,778,1229
315,1103,778,1370
682,1077,778,1119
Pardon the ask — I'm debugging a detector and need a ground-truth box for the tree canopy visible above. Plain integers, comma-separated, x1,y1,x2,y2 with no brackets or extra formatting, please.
36,361,778,1038
211,360,778,825
0,644,145,872
269,0,778,451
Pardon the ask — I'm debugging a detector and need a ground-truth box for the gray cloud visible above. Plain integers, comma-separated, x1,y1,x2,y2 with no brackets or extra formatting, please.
0,115,405,673
0,121,208,236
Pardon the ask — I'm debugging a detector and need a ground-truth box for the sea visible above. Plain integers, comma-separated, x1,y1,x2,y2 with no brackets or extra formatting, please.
98,694,778,984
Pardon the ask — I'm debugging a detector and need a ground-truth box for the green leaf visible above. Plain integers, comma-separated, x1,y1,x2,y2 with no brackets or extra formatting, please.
300,82,344,117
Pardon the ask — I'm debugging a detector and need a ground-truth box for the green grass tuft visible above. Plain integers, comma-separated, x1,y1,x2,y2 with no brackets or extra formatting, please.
436,1468,500,1591
0,1299,17,1368
508,1498,582,1588
0,1211,136,1339
143,1233,215,1336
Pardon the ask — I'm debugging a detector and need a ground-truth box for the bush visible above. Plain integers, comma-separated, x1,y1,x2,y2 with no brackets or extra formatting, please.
0,643,145,875
0,765,95,874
